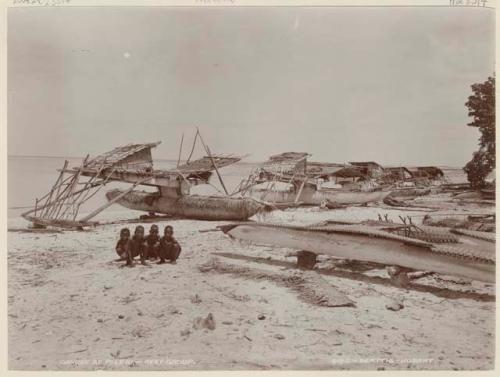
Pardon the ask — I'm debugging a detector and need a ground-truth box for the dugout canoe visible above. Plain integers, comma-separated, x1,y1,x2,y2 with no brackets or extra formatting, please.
311,188,389,205
218,222,495,283
249,186,389,206
106,189,267,221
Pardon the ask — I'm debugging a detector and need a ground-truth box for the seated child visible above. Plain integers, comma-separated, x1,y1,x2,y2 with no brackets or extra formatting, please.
158,225,182,264
115,228,130,260
144,224,161,260
125,225,147,266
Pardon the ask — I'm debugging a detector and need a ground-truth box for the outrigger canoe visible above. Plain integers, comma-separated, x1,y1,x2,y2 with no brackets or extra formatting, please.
218,222,495,283
106,189,266,221
22,137,270,228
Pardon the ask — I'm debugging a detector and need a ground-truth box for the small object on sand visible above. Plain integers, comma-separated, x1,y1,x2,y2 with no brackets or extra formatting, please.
222,321,233,325
190,294,202,304
64,345,89,354
320,199,345,210
301,271,355,307
385,299,404,311
199,265,214,272
193,313,216,330
274,334,285,340
180,329,191,337
296,251,318,270
118,314,125,319
257,314,266,320
387,266,411,287
97,318,103,323
168,306,180,315
131,326,150,338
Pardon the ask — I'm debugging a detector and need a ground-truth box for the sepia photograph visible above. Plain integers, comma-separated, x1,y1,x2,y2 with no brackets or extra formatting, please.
5,0,496,372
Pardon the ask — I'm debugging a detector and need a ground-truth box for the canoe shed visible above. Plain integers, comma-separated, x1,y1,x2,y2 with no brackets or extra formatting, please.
349,161,385,178
415,166,445,180
177,155,241,181
262,152,310,177
306,162,345,180
84,142,161,172
383,167,414,182
330,166,368,184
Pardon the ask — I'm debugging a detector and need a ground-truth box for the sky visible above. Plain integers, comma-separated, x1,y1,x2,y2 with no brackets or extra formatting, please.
7,6,495,166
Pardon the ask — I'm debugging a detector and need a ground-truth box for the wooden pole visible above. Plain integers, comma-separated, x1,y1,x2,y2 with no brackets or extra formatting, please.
206,146,229,196
77,168,116,205
186,129,199,164
74,161,108,205
51,155,88,220
177,133,184,168
40,160,68,218
69,160,105,220
196,129,230,196
79,177,152,222
21,180,110,218
49,156,87,219
294,178,306,203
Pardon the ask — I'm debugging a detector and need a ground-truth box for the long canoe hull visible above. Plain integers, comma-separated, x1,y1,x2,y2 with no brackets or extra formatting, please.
106,189,265,221
220,223,495,283
388,188,432,198
311,189,389,205
249,187,389,205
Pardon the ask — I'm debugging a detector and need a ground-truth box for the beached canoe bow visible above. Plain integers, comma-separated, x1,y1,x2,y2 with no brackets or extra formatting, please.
218,222,495,283
106,189,267,221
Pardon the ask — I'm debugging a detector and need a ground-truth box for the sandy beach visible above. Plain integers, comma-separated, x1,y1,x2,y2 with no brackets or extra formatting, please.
7,196,495,371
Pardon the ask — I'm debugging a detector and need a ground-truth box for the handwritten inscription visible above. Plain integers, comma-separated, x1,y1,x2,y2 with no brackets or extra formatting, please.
195,0,235,4
450,0,488,6
13,0,71,6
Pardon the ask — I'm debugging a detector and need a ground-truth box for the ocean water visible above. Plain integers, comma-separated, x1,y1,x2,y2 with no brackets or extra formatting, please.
7,156,258,221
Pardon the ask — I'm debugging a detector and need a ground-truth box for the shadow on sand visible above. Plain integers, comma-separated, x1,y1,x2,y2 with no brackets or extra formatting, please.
212,252,495,303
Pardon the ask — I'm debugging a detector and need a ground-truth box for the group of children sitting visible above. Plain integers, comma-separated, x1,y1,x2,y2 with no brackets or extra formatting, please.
115,224,181,267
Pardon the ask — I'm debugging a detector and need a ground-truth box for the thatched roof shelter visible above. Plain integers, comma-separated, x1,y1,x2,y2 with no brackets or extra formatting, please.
306,162,345,179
